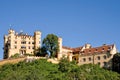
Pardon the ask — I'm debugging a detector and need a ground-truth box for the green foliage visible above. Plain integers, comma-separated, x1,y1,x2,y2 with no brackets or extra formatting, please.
112,53,120,73
58,57,77,73
10,53,20,58
42,34,59,57
0,58,120,80
35,46,47,57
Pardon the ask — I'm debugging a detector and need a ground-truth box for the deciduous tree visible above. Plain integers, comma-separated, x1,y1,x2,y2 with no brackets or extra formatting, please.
42,34,59,57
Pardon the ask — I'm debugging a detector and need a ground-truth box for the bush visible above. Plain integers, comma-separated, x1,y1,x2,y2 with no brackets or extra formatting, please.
0,59,120,80
10,53,20,58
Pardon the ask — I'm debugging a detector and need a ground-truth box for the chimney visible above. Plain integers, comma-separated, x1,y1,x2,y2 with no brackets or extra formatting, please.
85,44,91,49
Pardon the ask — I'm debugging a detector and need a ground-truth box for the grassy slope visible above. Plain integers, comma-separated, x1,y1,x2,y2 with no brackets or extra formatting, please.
0,59,120,80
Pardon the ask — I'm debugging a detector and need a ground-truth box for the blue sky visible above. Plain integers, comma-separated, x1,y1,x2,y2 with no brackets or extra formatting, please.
0,0,120,59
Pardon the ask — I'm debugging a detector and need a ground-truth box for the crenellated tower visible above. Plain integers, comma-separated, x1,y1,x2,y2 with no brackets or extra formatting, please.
34,31,41,50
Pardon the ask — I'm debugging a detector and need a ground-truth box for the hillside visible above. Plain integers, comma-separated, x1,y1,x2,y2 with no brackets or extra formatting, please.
0,58,120,80
0,57,26,66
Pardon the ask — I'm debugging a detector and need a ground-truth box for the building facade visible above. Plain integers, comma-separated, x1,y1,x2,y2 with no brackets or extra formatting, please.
3,29,41,59
58,38,117,67
3,29,118,68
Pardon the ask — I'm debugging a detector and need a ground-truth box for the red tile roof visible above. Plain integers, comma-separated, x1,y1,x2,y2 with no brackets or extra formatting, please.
80,44,114,56
62,46,73,50
62,44,114,56
62,46,83,52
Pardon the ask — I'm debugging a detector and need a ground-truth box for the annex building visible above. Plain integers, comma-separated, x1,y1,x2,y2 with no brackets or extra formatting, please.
4,29,118,67
58,38,117,67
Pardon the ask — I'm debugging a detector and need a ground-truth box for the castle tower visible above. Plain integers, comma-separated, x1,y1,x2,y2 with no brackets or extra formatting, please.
58,37,63,60
8,29,15,49
34,31,41,50
4,29,15,58
58,37,62,53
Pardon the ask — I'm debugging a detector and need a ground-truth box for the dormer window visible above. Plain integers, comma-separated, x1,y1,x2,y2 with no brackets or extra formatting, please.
102,48,104,51
96,49,98,51
89,50,91,53
108,47,111,50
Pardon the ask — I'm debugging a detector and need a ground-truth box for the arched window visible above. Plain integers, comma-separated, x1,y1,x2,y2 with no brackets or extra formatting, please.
83,58,86,62
97,56,100,60
88,57,91,61
103,55,107,59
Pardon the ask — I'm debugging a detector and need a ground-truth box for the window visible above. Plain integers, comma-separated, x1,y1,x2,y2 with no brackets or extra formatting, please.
103,62,107,66
88,57,92,61
21,46,26,49
28,46,30,49
32,47,34,49
103,55,107,59
98,62,101,65
14,45,17,49
15,41,17,44
108,47,111,50
102,48,104,51
97,56,100,60
95,49,98,51
32,42,34,44
21,41,26,44
28,42,31,44
89,50,91,53
83,58,86,62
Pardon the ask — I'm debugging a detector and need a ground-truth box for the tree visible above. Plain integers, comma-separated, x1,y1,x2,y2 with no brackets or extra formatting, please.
42,34,59,57
112,53,120,73
58,56,77,73
35,46,47,57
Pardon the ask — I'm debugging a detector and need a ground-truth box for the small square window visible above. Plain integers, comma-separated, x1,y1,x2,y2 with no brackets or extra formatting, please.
32,42,34,44
14,46,17,49
15,41,17,44
32,47,34,49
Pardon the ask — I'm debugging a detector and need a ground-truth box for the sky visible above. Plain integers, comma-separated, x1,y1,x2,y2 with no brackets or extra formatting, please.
0,0,120,59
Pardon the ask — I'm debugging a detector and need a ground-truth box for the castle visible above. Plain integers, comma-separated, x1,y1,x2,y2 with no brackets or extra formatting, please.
3,29,41,59
4,29,117,67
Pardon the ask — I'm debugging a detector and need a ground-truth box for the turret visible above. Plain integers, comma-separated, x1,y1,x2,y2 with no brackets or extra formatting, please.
58,37,62,53
34,31,41,50
85,44,91,49
8,29,15,49
8,29,15,34
58,37,63,60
